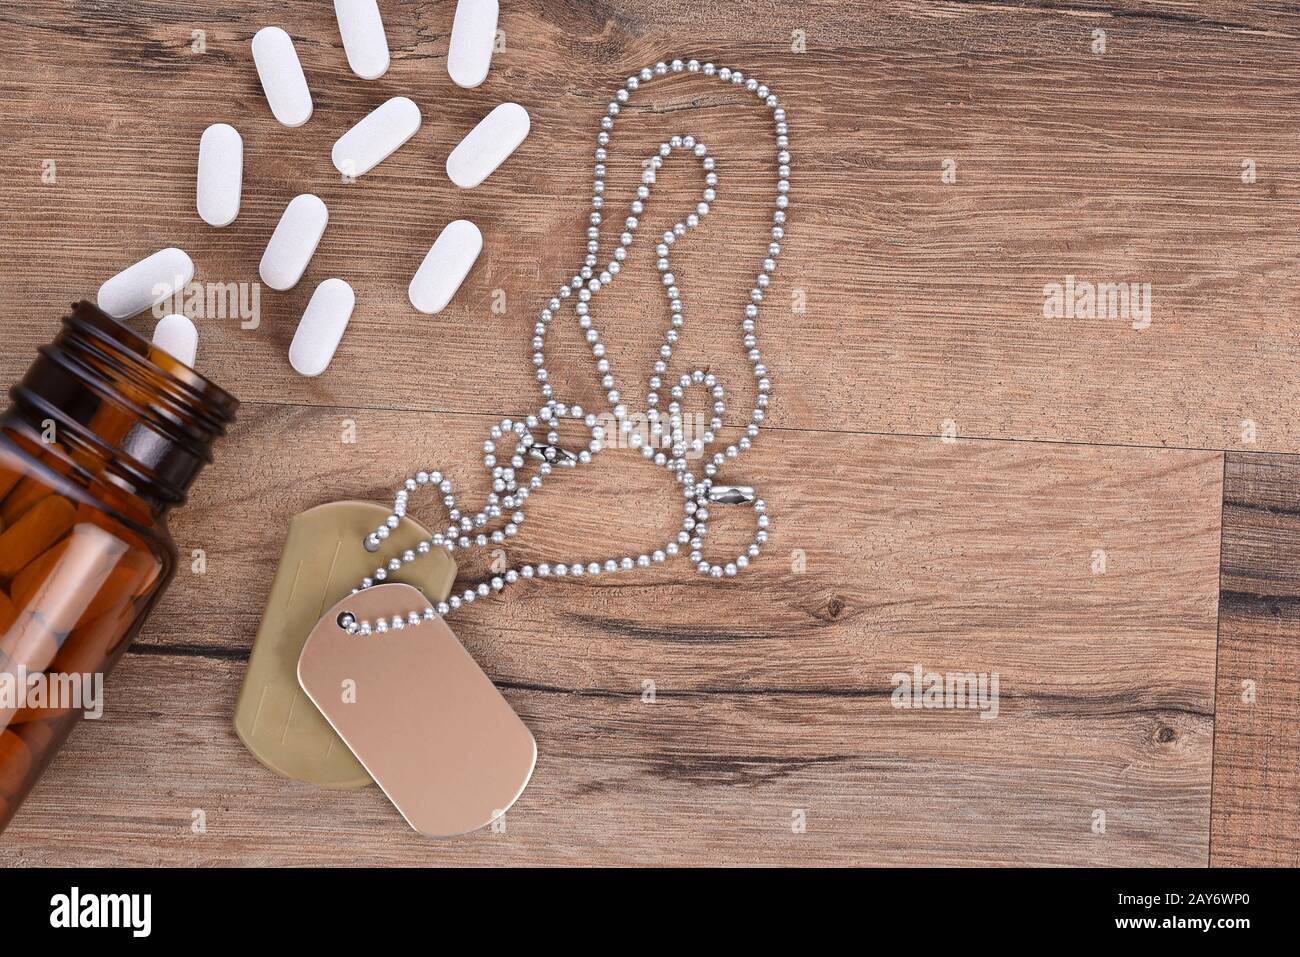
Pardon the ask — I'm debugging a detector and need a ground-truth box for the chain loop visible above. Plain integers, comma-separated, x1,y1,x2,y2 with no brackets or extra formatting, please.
343,58,789,634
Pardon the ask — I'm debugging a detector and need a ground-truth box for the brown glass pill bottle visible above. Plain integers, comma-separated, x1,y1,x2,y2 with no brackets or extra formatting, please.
0,301,237,832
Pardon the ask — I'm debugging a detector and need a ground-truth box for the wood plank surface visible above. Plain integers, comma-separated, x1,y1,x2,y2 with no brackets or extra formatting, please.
1,1,1300,450
1212,452,1300,867
0,409,1222,865
0,0,1291,865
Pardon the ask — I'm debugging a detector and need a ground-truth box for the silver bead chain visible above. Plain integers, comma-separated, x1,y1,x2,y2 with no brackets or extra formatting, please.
339,57,788,637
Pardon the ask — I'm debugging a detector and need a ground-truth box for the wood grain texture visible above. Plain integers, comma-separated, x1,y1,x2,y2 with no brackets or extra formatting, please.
1,1,1299,450
1212,452,1300,867
0,0,1289,865
0,409,1222,865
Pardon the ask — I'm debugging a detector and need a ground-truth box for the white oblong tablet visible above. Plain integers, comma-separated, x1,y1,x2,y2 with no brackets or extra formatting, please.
334,0,390,80
196,123,243,227
152,314,198,367
409,220,483,315
332,97,421,178
447,0,499,89
97,248,195,320
290,279,355,377
260,195,329,292
446,102,529,189
252,27,313,128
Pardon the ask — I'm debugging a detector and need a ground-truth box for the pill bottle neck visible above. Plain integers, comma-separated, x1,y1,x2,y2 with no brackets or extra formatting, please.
2,301,239,517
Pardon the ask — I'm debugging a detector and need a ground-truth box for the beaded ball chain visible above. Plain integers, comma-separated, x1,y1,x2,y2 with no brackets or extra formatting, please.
340,57,788,636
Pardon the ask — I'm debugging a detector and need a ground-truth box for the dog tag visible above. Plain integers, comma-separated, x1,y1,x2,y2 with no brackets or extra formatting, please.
234,501,456,788
298,583,536,837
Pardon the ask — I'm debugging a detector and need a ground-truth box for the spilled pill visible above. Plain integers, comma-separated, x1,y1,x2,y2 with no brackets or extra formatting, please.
446,102,530,189
447,0,499,89
332,96,421,178
290,279,355,377
252,27,313,128
334,0,390,80
260,194,329,292
97,248,194,320
409,220,482,315
152,314,198,367
196,123,243,227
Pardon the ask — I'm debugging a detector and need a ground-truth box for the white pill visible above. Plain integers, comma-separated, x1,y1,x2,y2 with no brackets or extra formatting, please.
290,279,355,377
97,248,195,320
252,27,313,128
196,123,243,227
152,314,198,367
447,0,499,89
409,220,483,315
334,0,390,80
446,102,529,189
260,195,329,292
332,96,421,178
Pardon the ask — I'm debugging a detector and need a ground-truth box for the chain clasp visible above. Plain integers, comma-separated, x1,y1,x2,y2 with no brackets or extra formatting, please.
706,485,756,505
529,445,580,467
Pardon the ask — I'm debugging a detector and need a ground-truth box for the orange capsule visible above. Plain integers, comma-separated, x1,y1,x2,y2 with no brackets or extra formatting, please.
8,539,70,612
10,721,64,788
15,717,61,754
82,551,158,623
0,611,67,727
26,609,127,726
65,596,130,667
0,590,16,634
0,730,32,798
0,611,61,679
0,477,53,527
0,463,21,503
8,524,136,635
0,496,75,580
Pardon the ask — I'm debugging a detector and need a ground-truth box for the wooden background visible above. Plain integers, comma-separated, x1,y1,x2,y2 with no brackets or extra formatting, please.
0,0,1295,865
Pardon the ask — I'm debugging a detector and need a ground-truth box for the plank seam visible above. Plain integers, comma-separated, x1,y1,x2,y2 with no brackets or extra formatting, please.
236,397,1263,457
1209,451,1228,866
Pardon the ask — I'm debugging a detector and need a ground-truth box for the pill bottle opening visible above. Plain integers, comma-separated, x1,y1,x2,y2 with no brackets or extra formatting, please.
4,301,240,510
64,301,238,425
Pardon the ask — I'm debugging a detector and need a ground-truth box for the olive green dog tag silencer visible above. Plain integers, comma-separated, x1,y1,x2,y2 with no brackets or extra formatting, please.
298,583,537,837
234,501,456,788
